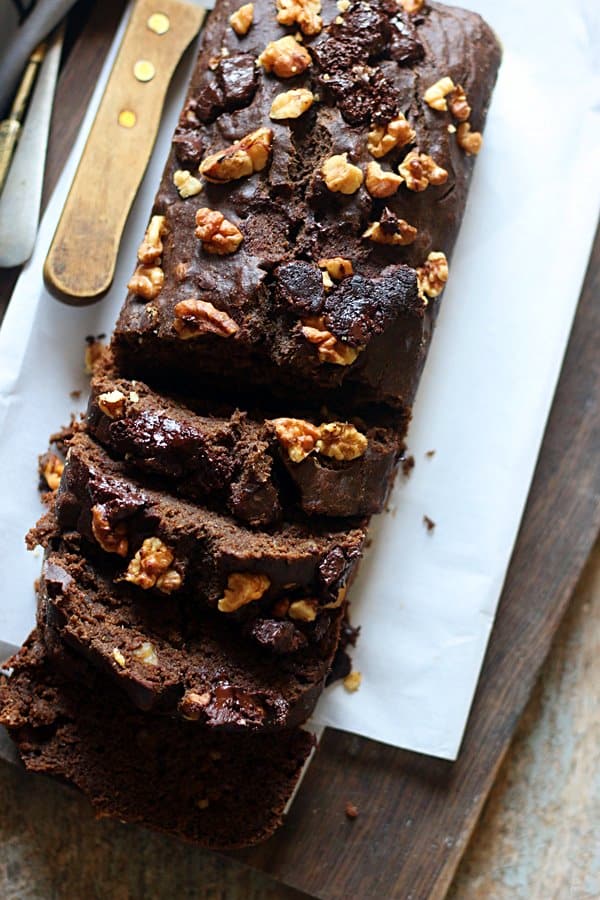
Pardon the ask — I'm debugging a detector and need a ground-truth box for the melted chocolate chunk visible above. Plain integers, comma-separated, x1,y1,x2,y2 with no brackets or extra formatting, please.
275,261,325,315
389,14,425,65
324,265,420,346
246,619,308,654
331,1,390,57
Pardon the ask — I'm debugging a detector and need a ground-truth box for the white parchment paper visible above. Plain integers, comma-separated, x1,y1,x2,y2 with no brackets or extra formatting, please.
0,1,598,760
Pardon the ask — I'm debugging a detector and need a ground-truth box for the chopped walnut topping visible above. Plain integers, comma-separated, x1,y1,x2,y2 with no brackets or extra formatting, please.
113,648,126,668
363,216,418,246
199,127,273,183
132,641,159,666
271,417,320,463
173,169,203,198
448,84,471,122
417,251,449,298
270,88,314,120
288,599,318,622
457,122,483,155
322,269,334,290
276,0,322,35
137,215,167,265
301,317,360,366
317,257,353,280
195,208,243,255
129,391,139,403
229,2,254,35
97,389,126,419
127,265,164,300
322,584,348,610
400,0,423,12
91,505,129,557
344,670,362,692
125,537,182,593
316,423,368,461
173,299,239,339
258,36,311,79
398,150,448,192
321,153,363,194
42,454,64,492
367,114,415,159
424,76,456,111
218,572,271,613
181,690,211,720
337,0,350,9
365,161,403,198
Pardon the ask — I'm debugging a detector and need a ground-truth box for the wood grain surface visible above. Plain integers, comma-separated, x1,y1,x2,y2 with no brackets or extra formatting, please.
0,3,598,898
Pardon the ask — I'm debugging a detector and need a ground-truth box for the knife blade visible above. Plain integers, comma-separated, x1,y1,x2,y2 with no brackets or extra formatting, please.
44,0,207,304
0,28,63,268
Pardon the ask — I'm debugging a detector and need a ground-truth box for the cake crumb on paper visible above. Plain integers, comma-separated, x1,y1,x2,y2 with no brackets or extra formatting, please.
423,515,436,533
425,449,436,458
343,670,361,693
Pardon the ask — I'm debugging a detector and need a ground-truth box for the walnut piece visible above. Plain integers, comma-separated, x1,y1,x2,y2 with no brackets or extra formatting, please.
113,648,126,668
343,670,362,692
363,217,417,246
137,215,167,265
367,114,415,158
42,454,63,492
316,423,368,461
199,127,273,183
127,265,164,300
97,389,126,419
457,122,483,155
337,0,350,9
317,257,353,280
424,76,456,111
173,299,239,339
271,417,320,463
270,88,314,120
276,0,322,35
180,690,211,720
321,153,363,194
417,251,449,298
288,599,318,622
258,36,311,79
448,84,471,122
173,169,203,198
229,2,254,35
91,505,129,557
132,641,159,666
195,208,243,255
365,161,403,198
398,150,448,192
125,537,182,593
400,0,423,11
301,317,360,366
218,572,271,613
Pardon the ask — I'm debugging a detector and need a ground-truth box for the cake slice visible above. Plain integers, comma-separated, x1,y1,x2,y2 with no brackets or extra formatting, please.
38,544,344,728
113,0,501,415
44,431,365,616
88,350,404,521
0,632,314,848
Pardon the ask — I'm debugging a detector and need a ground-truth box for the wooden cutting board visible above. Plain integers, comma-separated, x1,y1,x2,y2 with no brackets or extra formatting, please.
1,2,598,897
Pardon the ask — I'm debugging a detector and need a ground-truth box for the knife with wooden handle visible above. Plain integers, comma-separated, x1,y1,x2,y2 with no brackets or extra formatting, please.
44,0,206,304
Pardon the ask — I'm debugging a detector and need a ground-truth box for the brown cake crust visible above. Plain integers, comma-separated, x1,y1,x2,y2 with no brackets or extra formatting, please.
0,633,314,848
114,0,501,414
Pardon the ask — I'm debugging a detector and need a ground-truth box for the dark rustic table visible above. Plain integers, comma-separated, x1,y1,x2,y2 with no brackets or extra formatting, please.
1,2,598,898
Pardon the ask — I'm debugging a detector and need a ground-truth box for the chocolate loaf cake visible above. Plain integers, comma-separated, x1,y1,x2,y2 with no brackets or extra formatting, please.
44,431,365,613
114,0,501,415
38,545,345,728
0,633,314,848
88,351,404,520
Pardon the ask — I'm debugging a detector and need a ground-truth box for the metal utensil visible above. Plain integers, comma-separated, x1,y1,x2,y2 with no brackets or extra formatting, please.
0,27,63,268
44,0,207,304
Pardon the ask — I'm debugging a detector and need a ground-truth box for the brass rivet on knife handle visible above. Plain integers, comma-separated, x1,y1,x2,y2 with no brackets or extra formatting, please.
44,0,206,304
